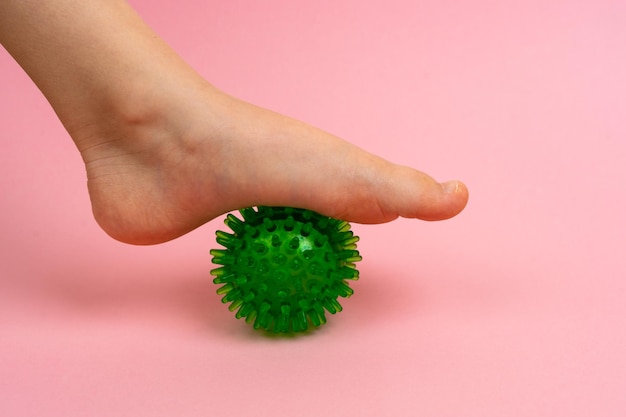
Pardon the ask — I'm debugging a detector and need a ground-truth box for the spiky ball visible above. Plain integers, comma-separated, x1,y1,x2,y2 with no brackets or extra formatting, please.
210,206,361,333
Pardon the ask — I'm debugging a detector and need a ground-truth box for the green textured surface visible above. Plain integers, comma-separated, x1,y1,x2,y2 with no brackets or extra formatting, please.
211,206,361,333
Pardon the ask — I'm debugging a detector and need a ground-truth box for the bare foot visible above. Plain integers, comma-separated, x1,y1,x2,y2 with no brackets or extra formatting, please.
75,80,468,244
1,0,468,245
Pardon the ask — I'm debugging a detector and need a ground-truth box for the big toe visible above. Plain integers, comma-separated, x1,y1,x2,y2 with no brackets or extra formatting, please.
332,161,469,224
386,165,469,221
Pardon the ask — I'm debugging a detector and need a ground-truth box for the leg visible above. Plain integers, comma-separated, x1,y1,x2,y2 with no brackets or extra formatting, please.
0,0,468,244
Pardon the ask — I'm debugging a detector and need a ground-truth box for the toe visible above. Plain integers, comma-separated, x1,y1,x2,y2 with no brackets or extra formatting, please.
386,165,469,221
332,161,469,224
406,179,468,221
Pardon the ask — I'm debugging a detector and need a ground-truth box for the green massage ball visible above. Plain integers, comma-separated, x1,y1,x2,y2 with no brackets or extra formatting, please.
210,206,362,333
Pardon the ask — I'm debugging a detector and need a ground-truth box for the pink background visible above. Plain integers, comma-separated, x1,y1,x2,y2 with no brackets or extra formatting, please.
1,0,625,415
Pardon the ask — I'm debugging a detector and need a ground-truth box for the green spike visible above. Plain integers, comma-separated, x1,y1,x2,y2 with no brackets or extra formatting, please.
253,242,267,254
284,216,295,231
228,298,243,312
342,235,360,246
340,281,355,296
245,310,257,324
316,216,329,229
301,222,313,236
336,220,351,232
263,217,276,232
215,230,235,248
288,236,300,250
243,224,259,238
216,283,234,295
240,207,258,222
340,266,360,279
314,235,328,247
224,213,244,234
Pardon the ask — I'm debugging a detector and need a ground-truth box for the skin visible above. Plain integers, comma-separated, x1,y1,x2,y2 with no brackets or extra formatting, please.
0,0,469,245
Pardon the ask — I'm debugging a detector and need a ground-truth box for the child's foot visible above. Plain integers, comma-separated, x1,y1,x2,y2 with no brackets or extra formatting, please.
74,80,468,244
